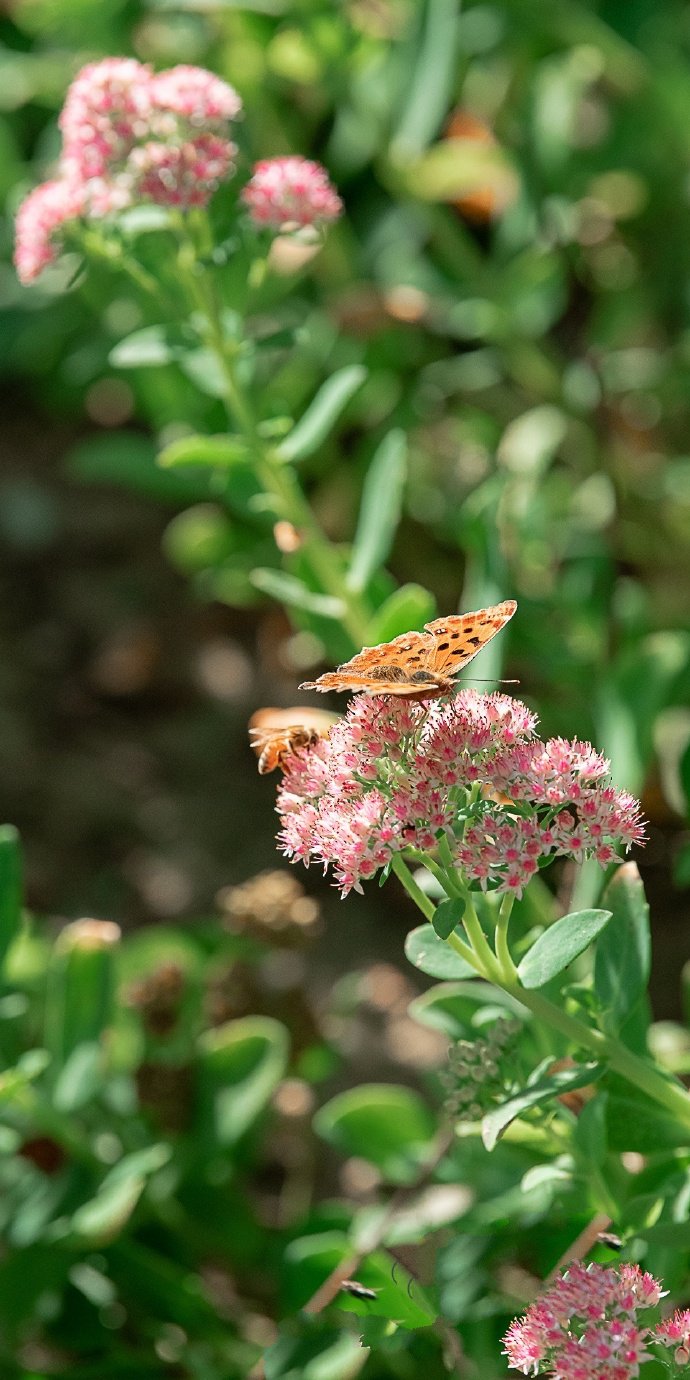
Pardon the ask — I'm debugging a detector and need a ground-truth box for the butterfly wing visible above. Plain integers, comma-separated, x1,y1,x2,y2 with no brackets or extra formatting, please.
424,600,516,678
300,629,440,695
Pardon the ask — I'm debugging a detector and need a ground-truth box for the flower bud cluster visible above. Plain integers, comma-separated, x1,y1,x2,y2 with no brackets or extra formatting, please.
15,58,241,281
241,156,342,231
441,1017,521,1122
275,691,644,896
15,57,342,283
503,1261,689,1379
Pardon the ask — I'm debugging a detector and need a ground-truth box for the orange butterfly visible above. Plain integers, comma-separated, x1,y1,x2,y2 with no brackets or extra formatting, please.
300,600,517,700
249,706,338,775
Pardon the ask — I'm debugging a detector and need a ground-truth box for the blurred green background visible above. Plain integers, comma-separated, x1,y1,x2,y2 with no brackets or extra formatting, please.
1,0,690,1374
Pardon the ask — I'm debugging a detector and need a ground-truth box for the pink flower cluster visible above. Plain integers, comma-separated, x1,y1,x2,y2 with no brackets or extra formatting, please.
241,156,342,232
15,58,242,282
503,1261,689,1379
14,179,88,286
275,692,644,897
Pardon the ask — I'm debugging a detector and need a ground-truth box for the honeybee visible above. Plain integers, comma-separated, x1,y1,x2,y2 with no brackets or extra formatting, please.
248,707,338,775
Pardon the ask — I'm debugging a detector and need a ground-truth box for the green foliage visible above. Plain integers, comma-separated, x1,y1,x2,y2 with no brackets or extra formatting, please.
516,908,612,990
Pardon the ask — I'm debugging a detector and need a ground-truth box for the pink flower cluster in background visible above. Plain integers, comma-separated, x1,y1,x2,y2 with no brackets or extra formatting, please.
241,157,343,231
503,1261,688,1379
275,691,644,896
15,56,343,284
15,58,241,282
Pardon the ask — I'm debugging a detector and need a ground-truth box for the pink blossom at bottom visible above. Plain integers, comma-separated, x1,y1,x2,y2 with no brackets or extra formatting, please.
14,178,87,284
242,156,343,231
503,1263,671,1379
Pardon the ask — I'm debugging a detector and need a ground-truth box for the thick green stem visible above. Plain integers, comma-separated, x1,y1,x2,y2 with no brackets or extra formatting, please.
495,893,518,979
455,885,503,983
445,928,490,977
403,858,690,1134
176,221,371,651
500,984,690,1131
391,854,435,921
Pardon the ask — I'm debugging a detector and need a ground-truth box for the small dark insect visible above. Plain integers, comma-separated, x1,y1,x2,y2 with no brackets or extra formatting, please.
340,1280,379,1301
597,1231,623,1252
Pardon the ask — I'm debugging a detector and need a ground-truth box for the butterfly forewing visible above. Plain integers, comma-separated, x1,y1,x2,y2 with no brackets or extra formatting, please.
425,600,517,677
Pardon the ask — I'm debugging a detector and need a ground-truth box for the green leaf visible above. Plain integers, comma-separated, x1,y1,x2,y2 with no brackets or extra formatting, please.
283,1231,436,1328
68,433,216,505
364,585,437,645
0,1049,50,1104
404,924,476,979
0,824,22,977
179,347,229,399
482,1063,603,1151
197,1016,289,1145
605,1086,690,1153
163,505,236,574
44,919,120,1070
70,1145,171,1245
409,980,524,1039
574,1092,608,1166
118,205,173,235
432,898,465,940
278,366,367,462
391,0,460,160
250,568,345,619
347,431,407,593
314,1084,436,1183
594,864,651,1032
158,433,249,469
265,1327,367,1380
53,1041,103,1113
516,909,612,990
497,405,568,476
110,325,177,368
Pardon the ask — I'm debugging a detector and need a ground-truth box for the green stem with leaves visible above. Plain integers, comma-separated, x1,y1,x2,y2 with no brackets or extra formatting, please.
175,219,372,651
396,854,690,1133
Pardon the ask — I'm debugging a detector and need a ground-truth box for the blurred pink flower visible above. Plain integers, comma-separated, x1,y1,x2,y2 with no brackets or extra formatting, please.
242,156,342,231
16,58,245,280
149,65,242,126
59,57,154,181
274,691,644,897
128,134,237,208
503,1262,667,1378
14,178,86,284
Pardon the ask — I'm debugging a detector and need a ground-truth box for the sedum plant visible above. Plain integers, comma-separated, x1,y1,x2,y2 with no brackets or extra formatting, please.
6,46,690,1380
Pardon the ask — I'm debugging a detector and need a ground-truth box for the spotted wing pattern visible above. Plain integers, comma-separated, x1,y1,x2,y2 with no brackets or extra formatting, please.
424,599,517,677
300,601,517,698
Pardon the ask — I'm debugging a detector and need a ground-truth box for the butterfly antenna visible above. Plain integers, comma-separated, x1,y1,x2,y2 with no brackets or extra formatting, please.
465,678,520,686
390,1259,415,1298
